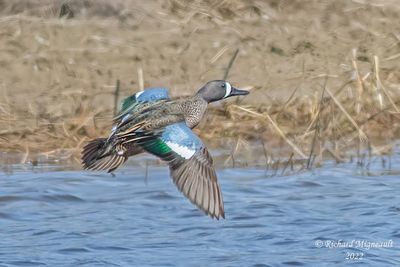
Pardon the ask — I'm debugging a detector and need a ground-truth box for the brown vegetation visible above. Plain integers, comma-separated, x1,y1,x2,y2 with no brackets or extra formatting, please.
0,0,399,170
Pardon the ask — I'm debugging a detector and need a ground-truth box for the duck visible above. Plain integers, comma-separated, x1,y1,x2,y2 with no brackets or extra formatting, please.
81,80,249,219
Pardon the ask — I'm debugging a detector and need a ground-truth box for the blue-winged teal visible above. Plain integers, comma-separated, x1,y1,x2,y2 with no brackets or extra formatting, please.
82,80,249,219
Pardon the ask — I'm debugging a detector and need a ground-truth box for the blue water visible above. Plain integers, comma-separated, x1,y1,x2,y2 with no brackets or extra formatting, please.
0,161,399,267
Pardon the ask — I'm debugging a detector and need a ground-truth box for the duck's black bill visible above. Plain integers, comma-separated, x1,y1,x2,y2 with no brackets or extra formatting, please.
229,87,249,97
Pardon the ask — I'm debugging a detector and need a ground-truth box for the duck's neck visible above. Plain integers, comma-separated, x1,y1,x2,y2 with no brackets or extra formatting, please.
182,95,208,129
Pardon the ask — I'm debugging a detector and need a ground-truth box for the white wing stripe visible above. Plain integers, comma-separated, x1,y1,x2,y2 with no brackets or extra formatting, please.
166,141,195,159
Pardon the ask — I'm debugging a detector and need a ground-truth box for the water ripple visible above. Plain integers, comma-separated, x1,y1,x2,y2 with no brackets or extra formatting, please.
0,163,399,266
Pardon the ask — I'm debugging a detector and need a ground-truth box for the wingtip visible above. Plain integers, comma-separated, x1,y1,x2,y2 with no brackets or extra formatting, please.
168,147,225,221
207,208,225,220
210,214,224,220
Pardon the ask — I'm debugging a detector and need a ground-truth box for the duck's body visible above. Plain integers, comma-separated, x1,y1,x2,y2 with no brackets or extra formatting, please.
82,80,249,219
116,94,207,132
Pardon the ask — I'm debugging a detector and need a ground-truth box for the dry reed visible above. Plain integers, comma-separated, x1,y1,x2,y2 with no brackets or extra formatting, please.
0,0,400,172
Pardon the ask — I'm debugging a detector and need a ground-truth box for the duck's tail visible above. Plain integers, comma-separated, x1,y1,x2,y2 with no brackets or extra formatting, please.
81,138,127,173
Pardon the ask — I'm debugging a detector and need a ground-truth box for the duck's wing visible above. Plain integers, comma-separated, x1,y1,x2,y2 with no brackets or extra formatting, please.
109,88,171,150
112,89,169,132
81,88,170,172
140,122,225,219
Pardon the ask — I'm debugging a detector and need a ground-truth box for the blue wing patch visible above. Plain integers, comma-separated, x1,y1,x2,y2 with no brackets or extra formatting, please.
135,88,169,102
161,122,204,159
119,87,169,114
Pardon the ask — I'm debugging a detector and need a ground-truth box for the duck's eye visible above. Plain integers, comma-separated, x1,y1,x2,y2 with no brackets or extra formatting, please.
221,83,225,88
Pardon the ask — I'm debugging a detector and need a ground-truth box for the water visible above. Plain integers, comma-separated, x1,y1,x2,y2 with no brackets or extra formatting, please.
0,161,399,267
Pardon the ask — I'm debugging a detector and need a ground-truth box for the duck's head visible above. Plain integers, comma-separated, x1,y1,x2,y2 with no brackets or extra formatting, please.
196,80,249,103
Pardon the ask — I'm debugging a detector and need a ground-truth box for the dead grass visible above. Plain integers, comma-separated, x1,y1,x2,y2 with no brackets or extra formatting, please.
0,0,400,170
205,67,400,171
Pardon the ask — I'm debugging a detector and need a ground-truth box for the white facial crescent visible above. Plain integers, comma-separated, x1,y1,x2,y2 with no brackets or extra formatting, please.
223,82,232,98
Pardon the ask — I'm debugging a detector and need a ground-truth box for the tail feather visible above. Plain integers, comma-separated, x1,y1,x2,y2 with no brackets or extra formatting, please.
86,154,126,173
81,138,127,173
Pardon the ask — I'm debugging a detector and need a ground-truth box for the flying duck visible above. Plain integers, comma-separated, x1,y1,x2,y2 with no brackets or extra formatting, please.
81,80,249,219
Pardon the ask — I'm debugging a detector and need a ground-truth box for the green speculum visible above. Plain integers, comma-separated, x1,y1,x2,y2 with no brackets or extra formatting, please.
141,138,172,157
